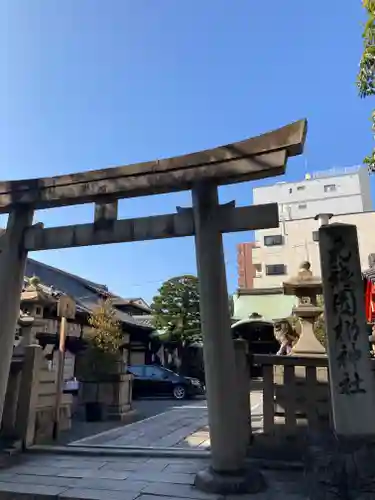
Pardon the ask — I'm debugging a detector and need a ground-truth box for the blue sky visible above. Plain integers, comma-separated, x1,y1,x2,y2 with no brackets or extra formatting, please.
0,1,372,302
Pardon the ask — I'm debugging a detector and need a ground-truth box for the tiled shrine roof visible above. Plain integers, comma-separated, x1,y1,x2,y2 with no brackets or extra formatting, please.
24,258,154,331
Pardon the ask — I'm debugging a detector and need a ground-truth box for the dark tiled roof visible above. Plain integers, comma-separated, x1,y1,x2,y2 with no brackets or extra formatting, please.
25,259,154,331
111,297,151,314
132,315,154,328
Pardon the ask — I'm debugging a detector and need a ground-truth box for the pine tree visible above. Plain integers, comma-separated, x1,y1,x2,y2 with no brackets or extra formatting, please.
151,275,202,345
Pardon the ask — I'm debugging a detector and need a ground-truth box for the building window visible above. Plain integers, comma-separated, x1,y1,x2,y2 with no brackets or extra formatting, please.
298,203,307,210
264,234,283,246
312,231,319,242
265,264,286,276
297,185,305,191
254,264,262,277
324,184,336,192
289,188,292,194
35,306,42,316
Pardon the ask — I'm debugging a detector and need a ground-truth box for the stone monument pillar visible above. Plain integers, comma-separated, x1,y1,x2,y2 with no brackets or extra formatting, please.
305,223,375,499
319,223,375,435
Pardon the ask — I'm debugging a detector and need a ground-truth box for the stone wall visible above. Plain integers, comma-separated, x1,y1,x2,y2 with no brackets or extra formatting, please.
79,373,133,421
0,346,73,446
34,361,72,443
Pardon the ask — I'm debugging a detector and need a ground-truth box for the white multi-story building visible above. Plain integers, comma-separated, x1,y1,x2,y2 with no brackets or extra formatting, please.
250,166,374,288
253,166,372,220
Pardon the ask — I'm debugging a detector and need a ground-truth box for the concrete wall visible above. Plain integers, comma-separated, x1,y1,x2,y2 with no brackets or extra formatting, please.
251,211,375,288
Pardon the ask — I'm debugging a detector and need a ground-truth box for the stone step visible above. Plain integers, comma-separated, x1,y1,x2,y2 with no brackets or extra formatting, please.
27,444,303,471
29,443,211,459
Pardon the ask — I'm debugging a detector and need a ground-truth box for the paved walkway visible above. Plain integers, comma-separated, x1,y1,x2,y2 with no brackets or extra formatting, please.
72,405,210,449
0,452,307,499
0,392,307,499
59,398,200,445
71,393,264,450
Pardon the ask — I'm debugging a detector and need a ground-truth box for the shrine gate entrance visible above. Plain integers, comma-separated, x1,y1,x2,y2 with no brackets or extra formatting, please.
0,118,307,493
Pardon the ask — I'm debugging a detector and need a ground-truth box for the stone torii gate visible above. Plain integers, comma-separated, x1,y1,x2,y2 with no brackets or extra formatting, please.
0,119,307,493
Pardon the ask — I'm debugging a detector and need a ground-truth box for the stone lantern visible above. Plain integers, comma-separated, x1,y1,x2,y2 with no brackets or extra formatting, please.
19,277,56,346
18,313,37,346
283,261,326,357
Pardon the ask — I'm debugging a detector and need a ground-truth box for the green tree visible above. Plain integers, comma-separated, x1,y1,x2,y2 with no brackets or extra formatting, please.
80,298,124,379
87,298,123,354
228,294,235,318
358,0,375,171
151,275,201,344
314,295,326,347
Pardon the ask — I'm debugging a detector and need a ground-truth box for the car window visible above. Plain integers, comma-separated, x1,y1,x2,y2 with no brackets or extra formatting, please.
128,366,144,377
145,366,165,378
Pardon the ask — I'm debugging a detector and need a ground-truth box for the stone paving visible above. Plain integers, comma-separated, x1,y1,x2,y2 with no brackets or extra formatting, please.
0,393,275,499
0,452,307,499
71,394,263,451
72,406,210,449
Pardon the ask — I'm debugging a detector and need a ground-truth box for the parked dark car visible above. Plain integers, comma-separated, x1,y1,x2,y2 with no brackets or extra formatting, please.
127,365,205,400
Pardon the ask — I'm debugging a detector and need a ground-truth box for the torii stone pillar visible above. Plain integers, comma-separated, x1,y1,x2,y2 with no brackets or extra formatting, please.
192,183,264,495
0,208,34,424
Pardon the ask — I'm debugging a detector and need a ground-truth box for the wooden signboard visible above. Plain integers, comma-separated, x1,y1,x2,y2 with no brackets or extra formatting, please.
57,295,76,319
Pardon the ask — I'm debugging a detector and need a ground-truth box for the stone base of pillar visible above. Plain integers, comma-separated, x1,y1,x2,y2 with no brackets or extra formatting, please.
305,432,375,499
194,466,266,495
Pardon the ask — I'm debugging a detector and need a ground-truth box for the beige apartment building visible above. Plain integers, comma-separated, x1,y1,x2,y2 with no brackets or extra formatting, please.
252,211,375,288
